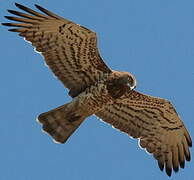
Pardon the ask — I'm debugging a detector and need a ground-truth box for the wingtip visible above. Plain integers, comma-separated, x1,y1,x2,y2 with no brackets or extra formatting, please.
158,162,164,171
1,23,11,26
34,4,43,11
165,167,172,177
4,15,9,19
7,28,20,32
34,4,41,8
173,166,179,173
7,9,19,15
7,9,12,13
166,172,172,177
189,140,192,147
185,153,191,162
34,4,46,11
8,29,16,32
180,161,185,169
34,4,61,19
15,2,20,7
14,3,28,10
4,16,14,21
1,23,18,32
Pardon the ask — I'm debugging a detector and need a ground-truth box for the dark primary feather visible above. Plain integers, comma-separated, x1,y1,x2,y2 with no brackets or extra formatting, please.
34,4,62,19
2,3,112,98
96,89,192,176
7,9,44,20
14,3,48,18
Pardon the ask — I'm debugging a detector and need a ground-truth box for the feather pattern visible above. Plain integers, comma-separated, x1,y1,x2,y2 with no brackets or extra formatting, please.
3,3,111,97
2,4,192,176
96,90,192,176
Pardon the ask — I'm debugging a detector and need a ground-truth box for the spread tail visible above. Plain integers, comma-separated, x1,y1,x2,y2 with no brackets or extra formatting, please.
37,103,85,143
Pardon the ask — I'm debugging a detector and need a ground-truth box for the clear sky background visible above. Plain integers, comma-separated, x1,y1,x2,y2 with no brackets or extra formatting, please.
0,0,194,179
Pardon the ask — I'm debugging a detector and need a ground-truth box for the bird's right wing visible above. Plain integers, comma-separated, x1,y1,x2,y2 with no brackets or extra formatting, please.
2,3,111,97
95,90,192,176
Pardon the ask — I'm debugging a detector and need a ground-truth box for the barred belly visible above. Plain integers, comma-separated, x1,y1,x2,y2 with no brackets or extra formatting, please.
71,81,115,116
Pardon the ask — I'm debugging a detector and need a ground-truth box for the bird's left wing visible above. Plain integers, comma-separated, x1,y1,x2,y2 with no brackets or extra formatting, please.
2,3,111,97
95,90,192,176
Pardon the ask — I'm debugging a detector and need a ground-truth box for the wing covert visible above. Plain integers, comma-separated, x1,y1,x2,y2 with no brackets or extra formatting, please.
2,3,111,97
96,90,192,176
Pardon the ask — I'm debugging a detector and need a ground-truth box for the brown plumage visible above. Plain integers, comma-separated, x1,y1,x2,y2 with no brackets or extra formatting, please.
2,3,192,177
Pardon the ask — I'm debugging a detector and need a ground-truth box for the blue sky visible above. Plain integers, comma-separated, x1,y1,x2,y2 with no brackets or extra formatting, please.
0,0,194,179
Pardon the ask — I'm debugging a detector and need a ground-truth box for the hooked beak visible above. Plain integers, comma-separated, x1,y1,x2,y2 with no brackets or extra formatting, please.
127,76,137,90
127,83,136,90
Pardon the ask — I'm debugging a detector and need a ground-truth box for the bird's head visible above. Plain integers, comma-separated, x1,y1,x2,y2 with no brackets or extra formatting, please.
121,72,137,90
111,71,137,90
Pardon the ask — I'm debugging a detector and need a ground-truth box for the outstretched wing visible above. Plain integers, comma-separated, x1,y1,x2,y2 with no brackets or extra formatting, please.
2,3,111,97
95,90,192,176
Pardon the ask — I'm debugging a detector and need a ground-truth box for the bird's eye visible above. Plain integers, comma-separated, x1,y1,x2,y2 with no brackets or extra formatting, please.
128,77,133,84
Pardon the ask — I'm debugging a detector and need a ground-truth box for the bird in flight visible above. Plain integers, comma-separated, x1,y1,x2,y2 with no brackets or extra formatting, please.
2,3,192,177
